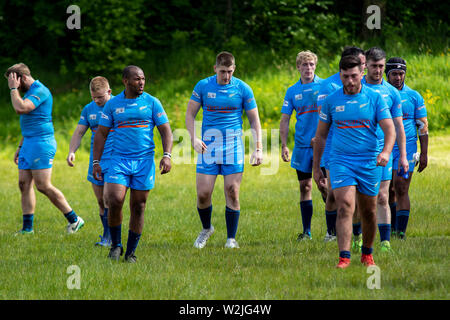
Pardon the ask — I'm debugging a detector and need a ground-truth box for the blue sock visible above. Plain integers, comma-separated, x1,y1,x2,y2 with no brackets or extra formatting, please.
378,223,391,242
362,246,373,255
300,200,313,234
325,210,337,235
353,223,362,236
225,206,240,239
125,230,141,257
22,214,34,231
109,224,122,248
64,210,78,224
101,208,111,240
396,210,410,233
339,251,351,259
390,202,397,231
198,205,212,229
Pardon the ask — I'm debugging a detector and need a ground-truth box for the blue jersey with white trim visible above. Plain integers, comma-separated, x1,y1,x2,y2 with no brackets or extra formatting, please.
281,75,323,147
79,97,115,159
21,80,54,138
99,91,169,159
320,84,392,161
362,77,402,147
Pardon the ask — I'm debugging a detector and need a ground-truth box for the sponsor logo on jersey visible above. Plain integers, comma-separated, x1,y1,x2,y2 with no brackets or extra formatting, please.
359,103,368,108
139,105,147,110
115,107,125,114
336,105,345,112
207,92,216,99
127,103,138,106
317,94,327,101
295,94,303,100
89,114,97,120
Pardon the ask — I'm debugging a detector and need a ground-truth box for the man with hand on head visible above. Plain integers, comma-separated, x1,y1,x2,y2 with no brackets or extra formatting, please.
5,63,84,235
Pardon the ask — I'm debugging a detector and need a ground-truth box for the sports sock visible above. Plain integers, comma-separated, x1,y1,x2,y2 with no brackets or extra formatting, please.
198,205,213,230
378,224,391,242
352,223,362,236
396,210,410,233
22,213,34,231
361,246,373,255
339,251,351,259
101,208,111,240
300,200,313,234
225,206,240,239
125,230,141,257
325,210,337,235
109,224,122,248
390,202,397,231
64,210,78,224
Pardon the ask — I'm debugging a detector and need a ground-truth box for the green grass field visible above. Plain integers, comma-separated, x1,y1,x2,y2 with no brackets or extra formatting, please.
0,135,448,300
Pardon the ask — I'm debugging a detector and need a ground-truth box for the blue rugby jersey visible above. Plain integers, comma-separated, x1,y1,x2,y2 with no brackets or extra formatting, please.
320,84,392,161
362,77,402,148
21,80,54,138
79,96,115,159
99,90,169,159
397,84,427,144
190,75,257,155
281,75,323,148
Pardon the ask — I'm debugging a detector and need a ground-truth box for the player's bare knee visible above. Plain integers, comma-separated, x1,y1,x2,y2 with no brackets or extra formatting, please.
300,179,312,195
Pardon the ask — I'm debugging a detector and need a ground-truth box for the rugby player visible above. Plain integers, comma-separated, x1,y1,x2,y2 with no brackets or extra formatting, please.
67,76,113,246
362,47,408,251
93,66,173,262
5,63,84,234
386,57,428,240
186,51,263,249
313,55,396,268
316,46,367,244
280,50,323,241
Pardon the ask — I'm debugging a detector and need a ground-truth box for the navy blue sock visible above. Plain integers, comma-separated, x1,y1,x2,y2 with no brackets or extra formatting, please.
361,246,373,255
109,224,122,248
396,210,410,233
198,205,213,230
352,223,362,236
390,202,397,231
300,200,313,234
22,214,34,231
378,224,391,242
339,251,351,259
225,206,240,239
325,210,337,235
125,230,141,257
101,208,111,240
64,210,78,224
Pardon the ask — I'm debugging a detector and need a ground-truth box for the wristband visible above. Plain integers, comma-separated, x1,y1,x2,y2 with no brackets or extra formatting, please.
10,88,17,91
92,160,100,166
18,145,22,148
163,152,171,159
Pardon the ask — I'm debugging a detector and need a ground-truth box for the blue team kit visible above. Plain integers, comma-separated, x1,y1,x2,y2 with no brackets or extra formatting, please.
99,90,169,190
190,75,257,175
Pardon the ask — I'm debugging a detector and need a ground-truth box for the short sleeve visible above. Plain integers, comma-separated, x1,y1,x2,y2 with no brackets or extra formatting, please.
190,80,204,104
319,97,331,124
376,94,392,123
281,88,294,115
152,98,169,127
99,101,113,128
242,82,257,111
78,104,90,126
414,91,427,118
390,88,403,118
25,86,49,109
